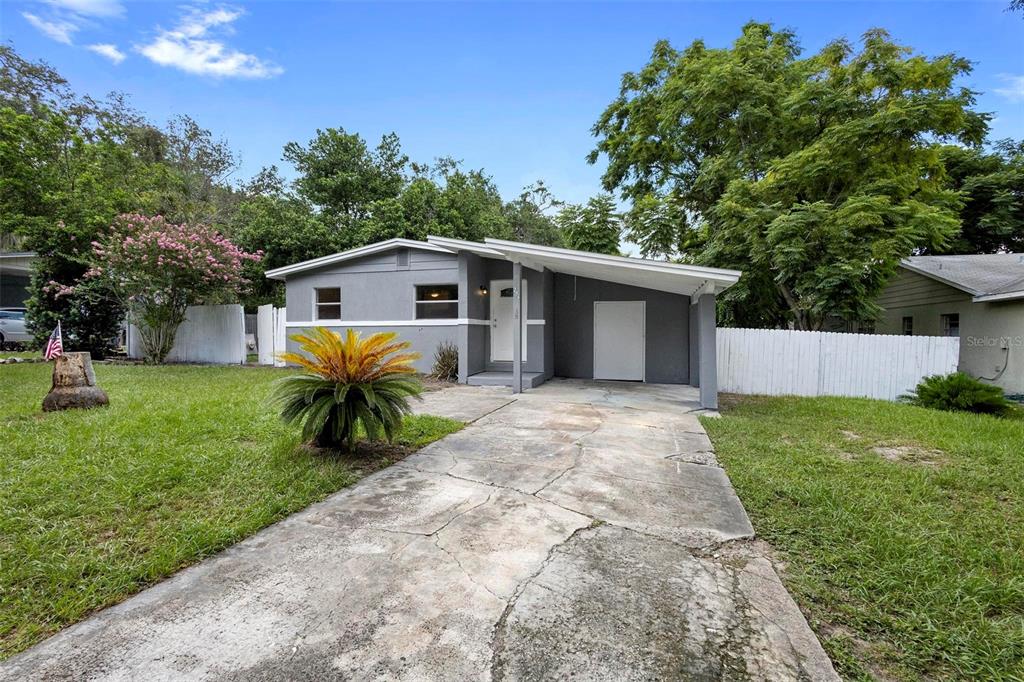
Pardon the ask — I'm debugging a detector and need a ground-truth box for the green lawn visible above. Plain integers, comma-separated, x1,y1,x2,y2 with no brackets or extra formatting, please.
0,362,461,659
703,396,1024,681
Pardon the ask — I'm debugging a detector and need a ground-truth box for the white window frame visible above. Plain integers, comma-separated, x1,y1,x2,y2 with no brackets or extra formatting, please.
313,287,342,321
414,284,459,320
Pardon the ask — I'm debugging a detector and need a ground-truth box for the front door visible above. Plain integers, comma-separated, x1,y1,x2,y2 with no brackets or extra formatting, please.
490,279,527,362
593,301,645,380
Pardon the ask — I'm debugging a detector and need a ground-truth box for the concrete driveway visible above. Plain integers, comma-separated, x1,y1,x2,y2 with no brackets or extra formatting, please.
2,379,837,681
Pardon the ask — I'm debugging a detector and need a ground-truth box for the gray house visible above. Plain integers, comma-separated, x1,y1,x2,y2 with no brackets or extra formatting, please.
876,253,1024,395
266,237,740,408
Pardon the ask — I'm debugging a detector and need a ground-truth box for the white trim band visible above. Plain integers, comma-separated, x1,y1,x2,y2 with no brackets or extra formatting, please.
285,318,489,328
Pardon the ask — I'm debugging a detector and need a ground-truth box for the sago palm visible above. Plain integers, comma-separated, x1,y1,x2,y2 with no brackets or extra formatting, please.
271,327,423,452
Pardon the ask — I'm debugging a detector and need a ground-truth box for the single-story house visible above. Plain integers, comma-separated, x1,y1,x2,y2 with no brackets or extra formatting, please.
876,253,1024,395
0,251,35,307
266,237,741,409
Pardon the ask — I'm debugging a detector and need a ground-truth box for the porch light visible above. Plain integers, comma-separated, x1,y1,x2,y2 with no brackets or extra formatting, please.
479,285,488,295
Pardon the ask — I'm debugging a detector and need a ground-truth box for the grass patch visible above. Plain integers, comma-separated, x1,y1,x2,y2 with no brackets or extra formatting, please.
0,362,461,659
703,395,1024,680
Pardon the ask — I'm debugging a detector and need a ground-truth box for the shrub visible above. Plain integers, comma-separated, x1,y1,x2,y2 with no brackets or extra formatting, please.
272,327,423,452
86,214,261,363
902,372,1012,416
431,341,459,382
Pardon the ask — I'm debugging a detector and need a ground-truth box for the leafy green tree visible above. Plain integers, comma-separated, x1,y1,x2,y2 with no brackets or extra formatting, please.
932,141,1024,254
231,194,340,307
284,128,407,230
590,23,988,329
556,194,621,254
1,44,242,352
504,181,564,246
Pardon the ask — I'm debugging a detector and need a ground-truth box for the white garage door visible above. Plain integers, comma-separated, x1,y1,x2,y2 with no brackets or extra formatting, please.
593,301,645,381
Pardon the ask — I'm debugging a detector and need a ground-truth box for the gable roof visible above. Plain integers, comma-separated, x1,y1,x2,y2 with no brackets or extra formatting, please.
264,238,452,280
266,236,742,297
900,253,1024,303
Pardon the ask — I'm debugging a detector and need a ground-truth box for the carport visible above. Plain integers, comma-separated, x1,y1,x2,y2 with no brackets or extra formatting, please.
426,237,741,410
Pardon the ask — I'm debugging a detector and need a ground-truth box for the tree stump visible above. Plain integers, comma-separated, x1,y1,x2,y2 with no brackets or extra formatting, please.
42,352,110,412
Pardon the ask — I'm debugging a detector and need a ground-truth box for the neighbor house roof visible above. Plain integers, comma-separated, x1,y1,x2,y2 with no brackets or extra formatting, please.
266,236,741,297
901,253,1024,303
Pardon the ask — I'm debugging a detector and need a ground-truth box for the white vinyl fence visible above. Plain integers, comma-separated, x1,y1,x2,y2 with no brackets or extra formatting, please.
127,304,246,364
717,328,960,401
256,305,287,367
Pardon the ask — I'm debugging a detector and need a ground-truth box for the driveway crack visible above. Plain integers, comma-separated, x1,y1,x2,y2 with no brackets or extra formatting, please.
489,520,600,681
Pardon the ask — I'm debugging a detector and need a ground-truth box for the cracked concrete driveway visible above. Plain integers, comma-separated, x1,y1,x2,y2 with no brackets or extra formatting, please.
2,379,838,681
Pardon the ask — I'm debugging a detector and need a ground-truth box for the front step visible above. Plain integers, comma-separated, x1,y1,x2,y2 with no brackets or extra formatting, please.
467,371,546,388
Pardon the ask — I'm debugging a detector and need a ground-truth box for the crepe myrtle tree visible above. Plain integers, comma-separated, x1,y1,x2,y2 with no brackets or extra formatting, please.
86,214,261,363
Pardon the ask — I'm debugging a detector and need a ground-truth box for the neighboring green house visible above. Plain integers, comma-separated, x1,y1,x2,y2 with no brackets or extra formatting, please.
876,254,1024,395
0,251,35,307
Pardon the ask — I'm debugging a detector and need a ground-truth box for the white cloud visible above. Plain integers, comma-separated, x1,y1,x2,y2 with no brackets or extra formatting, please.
995,74,1024,103
136,6,282,79
44,0,124,18
22,12,79,44
87,43,126,64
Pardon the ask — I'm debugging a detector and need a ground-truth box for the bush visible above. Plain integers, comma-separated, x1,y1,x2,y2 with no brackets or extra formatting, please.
431,341,459,382
272,327,423,452
902,372,1012,416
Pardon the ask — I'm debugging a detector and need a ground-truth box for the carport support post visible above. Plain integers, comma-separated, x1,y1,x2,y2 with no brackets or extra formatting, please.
512,260,523,393
696,293,718,410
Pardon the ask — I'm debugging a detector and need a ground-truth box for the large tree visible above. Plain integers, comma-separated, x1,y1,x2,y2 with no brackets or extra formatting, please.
1,44,244,352
283,128,407,231
591,23,988,329
556,194,621,255
932,140,1024,254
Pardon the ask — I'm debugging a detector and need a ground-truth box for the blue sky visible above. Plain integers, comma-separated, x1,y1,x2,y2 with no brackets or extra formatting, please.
2,1,1023,206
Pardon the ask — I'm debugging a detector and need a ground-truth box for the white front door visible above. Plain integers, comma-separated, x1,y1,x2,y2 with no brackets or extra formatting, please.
490,279,527,362
593,301,645,380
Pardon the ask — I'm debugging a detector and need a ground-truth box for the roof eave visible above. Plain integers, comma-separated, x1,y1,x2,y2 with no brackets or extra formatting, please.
264,238,453,280
973,290,1024,303
482,238,742,289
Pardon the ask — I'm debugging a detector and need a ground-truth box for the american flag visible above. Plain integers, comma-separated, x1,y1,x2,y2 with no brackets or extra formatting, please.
44,322,63,361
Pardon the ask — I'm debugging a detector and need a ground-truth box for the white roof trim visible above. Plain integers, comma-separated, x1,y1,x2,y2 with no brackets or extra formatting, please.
973,290,1024,303
484,238,741,280
426,236,504,257
482,238,741,295
265,238,453,280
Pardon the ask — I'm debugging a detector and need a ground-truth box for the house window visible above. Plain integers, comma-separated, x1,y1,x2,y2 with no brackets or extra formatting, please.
940,313,960,337
902,316,913,336
314,288,341,320
415,284,458,319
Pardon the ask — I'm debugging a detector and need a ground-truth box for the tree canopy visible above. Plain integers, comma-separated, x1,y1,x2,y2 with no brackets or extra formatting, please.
556,194,622,255
591,23,989,329
931,141,1024,254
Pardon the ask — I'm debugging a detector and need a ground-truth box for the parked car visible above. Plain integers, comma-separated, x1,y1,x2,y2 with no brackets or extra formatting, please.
0,308,32,348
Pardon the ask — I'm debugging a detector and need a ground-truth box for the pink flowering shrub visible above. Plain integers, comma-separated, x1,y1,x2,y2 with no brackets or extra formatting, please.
88,214,261,363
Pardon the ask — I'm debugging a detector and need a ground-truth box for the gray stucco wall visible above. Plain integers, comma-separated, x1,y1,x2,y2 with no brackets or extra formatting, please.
284,248,460,321
552,273,690,384
284,325,457,375
283,247,462,374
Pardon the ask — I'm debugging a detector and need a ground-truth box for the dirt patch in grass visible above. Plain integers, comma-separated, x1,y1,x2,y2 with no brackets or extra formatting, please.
297,440,417,476
871,444,946,466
